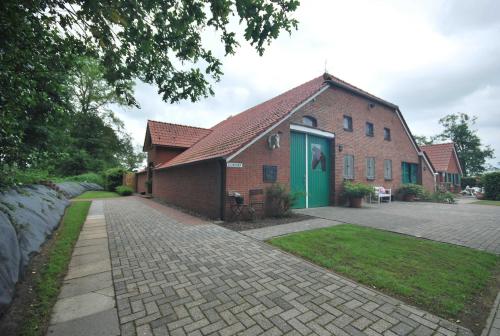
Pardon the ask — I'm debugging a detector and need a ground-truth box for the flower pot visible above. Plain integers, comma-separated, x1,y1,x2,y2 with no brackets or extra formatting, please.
403,194,415,202
349,197,363,208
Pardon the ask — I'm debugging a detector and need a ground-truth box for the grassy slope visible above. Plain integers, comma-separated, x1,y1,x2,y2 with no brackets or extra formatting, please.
269,224,499,318
22,201,91,336
75,191,119,199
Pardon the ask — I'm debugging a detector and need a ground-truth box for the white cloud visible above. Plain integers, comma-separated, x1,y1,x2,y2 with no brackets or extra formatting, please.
112,0,500,165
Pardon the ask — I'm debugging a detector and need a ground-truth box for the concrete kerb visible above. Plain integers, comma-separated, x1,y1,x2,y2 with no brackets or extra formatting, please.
482,292,500,336
46,200,119,336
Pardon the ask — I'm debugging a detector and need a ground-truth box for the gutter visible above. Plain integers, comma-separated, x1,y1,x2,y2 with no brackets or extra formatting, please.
219,159,226,220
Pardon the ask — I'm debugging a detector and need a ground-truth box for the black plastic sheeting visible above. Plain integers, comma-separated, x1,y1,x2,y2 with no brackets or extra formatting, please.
56,182,103,198
0,182,102,313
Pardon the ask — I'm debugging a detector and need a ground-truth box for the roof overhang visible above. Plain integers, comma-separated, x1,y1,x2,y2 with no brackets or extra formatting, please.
225,84,330,162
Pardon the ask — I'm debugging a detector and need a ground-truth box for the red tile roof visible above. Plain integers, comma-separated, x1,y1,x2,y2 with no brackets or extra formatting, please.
147,120,211,149
157,75,329,169
155,73,400,169
420,143,458,172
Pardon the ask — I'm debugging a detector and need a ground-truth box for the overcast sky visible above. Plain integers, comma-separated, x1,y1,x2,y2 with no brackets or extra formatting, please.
112,0,500,166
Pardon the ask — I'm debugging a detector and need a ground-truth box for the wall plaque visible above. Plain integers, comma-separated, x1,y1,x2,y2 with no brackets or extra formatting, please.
227,162,243,168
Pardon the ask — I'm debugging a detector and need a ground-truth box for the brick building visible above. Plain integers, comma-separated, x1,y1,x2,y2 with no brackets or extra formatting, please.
421,143,463,192
139,73,436,219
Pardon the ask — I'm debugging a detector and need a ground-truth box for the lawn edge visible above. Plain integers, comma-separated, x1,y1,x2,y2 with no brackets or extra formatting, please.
20,201,91,336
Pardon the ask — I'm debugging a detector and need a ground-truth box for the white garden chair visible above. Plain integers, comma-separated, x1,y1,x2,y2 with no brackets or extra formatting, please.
370,186,392,204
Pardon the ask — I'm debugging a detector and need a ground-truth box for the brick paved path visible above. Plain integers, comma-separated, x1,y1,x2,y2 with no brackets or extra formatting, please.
105,198,472,336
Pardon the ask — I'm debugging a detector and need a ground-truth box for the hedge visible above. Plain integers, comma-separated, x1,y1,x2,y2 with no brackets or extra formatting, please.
481,172,500,200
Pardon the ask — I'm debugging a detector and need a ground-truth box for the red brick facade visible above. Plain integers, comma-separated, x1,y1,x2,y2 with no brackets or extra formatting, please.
141,80,436,219
153,160,222,219
227,86,435,213
148,146,185,167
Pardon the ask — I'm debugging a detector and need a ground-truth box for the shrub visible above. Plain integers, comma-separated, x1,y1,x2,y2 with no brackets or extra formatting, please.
461,176,481,189
265,183,298,217
104,167,127,191
58,172,105,187
428,191,456,204
116,185,133,196
397,184,426,199
481,172,500,201
342,181,375,199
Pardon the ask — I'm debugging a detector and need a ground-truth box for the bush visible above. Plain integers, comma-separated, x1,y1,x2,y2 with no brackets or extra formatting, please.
427,191,456,204
397,184,426,199
481,172,500,200
265,183,298,217
342,181,375,199
57,173,104,187
104,167,127,191
116,185,133,196
0,166,50,189
461,176,481,189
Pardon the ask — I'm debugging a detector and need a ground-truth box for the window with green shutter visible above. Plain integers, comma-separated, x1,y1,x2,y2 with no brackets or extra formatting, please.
366,157,375,180
344,155,354,179
401,162,418,184
384,159,392,180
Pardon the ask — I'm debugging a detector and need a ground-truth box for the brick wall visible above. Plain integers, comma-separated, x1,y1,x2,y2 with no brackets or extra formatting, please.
148,146,185,166
225,122,290,218
229,86,435,208
152,160,222,219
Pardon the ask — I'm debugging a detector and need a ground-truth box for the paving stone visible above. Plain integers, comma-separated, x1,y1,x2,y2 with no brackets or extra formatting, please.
50,292,115,324
58,271,112,299
103,198,470,336
46,308,119,336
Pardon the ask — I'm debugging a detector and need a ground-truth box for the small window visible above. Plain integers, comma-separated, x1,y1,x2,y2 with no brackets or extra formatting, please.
384,159,392,180
384,128,391,141
302,116,317,127
366,157,375,180
343,155,354,179
365,122,374,137
343,116,353,131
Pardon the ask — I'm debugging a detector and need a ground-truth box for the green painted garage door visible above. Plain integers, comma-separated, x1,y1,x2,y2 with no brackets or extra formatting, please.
290,131,330,208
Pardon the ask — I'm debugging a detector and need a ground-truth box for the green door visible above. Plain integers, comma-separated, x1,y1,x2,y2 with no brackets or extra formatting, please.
290,132,306,208
307,135,330,207
290,132,330,208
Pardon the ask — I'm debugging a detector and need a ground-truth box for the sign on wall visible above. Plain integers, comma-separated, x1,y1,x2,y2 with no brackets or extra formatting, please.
227,162,243,168
263,165,278,182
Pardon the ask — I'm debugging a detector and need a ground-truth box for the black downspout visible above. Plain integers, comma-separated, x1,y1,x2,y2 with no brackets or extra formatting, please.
219,159,226,220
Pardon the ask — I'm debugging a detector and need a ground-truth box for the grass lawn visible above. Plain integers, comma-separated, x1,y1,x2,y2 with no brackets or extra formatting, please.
472,200,500,206
75,190,120,199
21,201,91,336
268,224,499,318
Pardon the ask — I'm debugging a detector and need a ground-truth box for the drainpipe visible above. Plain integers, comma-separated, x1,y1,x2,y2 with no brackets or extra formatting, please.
219,159,226,220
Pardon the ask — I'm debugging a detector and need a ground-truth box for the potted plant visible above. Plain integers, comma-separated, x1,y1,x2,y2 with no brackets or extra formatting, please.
397,184,425,201
342,181,374,208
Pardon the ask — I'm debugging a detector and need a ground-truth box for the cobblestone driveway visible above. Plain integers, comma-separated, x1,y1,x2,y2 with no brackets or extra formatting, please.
105,198,472,336
296,202,500,254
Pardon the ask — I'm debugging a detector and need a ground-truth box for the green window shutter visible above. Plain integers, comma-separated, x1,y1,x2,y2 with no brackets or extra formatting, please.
410,164,418,184
384,159,392,179
401,162,408,183
344,155,354,179
366,157,375,179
